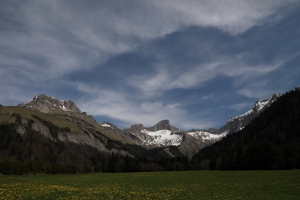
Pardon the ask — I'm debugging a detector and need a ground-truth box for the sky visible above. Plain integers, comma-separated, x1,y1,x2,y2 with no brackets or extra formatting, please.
1,0,300,130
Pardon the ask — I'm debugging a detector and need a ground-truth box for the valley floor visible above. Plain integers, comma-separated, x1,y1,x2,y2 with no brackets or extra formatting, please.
0,170,299,199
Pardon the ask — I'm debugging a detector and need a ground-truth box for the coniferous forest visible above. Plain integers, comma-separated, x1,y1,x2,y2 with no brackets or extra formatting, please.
192,88,300,170
0,88,300,174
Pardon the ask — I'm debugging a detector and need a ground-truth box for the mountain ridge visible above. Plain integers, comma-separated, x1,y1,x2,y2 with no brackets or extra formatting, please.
99,92,282,157
1,86,299,174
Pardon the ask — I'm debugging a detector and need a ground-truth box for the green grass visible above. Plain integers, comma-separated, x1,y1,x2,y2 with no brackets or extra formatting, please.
0,171,299,199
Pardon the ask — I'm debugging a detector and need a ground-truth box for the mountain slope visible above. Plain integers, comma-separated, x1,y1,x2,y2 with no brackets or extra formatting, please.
0,95,150,173
209,93,281,134
193,87,300,170
18,94,133,144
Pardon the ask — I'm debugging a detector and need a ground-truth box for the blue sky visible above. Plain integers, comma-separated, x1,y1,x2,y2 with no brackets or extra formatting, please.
1,0,300,130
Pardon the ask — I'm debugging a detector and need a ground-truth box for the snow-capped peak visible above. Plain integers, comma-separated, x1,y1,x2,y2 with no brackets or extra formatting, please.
255,93,280,112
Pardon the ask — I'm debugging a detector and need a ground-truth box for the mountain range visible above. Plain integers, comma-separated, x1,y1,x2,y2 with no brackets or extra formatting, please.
99,92,281,157
0,86,299,173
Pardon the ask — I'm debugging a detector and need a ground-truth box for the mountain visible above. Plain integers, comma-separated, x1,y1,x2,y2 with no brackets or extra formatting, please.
122,120,181,147
100,93,281,158
209,93,281,134
0,94,153,174
100,120,226,158
148,120,179,132
18,94,134,144
18,94,81,114
192,87,300,170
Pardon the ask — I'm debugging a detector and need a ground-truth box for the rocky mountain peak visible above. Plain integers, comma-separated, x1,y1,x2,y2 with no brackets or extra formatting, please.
148,120,179,132
129,124,145,132
253,93,280,113
19,94,81,114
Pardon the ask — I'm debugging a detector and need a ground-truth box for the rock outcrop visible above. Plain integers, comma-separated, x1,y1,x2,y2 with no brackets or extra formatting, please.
148,120,179,132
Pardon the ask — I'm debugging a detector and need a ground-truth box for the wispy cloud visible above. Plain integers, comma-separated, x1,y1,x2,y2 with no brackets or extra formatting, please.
1,0,299,129
74,78,237,129
166,103,180,109
237,88,275,99
229,102,253,111
128,54,286,99
75,83,214,129
154,0,293,35
1,0,295,80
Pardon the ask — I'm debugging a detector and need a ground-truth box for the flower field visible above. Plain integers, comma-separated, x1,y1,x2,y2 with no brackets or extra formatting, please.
0,170,299,199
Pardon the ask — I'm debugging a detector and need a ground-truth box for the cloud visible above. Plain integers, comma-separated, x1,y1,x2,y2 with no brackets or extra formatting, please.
1,0,295,78
166,103,180,109
75,83,215,129
230,102,253,111
128,53,286,98
237,88,275,99
1,0,295,103
0,85,36,106
127,62,221,96
1,0,298,129
76,83,180,121
154,0,293,35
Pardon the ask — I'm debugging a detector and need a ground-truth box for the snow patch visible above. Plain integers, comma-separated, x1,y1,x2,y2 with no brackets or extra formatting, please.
188,130,228,141
142,129,182,147
255,97,271,112
60,104,67,111
101,123,111,128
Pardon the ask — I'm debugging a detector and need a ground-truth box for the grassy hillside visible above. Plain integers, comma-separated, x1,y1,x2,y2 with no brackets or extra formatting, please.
0,106,133,144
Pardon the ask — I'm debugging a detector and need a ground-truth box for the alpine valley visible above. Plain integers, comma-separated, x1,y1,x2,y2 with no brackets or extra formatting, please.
0,87,299,174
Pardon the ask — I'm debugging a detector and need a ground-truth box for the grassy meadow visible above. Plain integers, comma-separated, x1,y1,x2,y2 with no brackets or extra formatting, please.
0,170,299,199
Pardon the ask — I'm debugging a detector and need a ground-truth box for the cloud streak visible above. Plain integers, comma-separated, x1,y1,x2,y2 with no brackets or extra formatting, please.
1,0,295,79
76,83,190,128
128,53,286,99
1,1,299,129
